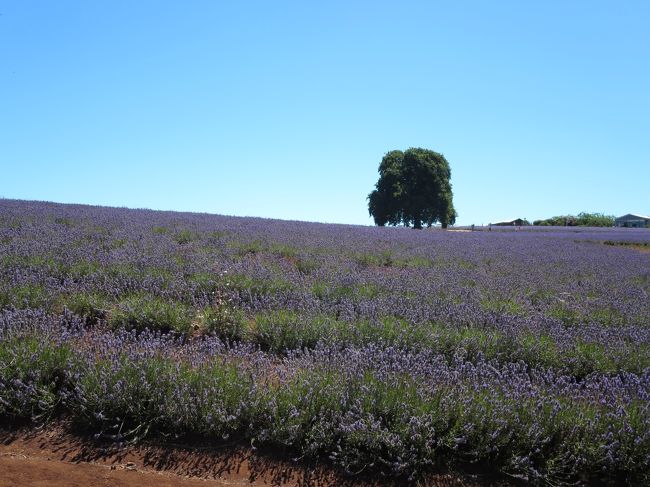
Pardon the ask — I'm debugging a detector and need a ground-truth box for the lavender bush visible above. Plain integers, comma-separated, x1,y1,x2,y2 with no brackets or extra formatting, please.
1,199,649,484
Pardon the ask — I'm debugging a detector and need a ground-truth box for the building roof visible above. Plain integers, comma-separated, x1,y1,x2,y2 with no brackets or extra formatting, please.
615,213,650,220
491,218,524,225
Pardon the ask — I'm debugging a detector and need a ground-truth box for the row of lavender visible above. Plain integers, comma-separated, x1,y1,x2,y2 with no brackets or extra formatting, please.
1,199,650,483
2,309,648,483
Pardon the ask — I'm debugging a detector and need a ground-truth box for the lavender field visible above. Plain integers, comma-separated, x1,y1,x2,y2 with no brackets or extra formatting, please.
1,199,649,484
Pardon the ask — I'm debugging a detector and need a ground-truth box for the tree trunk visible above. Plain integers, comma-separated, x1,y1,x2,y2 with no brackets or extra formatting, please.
413,220,422,229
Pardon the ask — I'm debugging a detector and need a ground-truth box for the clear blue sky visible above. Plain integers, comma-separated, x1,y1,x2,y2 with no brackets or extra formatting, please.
1,1,649,225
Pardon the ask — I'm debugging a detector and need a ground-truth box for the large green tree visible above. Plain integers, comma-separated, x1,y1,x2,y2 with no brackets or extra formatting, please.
368,148,456,229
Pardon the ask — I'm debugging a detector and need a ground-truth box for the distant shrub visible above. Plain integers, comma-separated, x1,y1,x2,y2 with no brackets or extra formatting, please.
62,292,108,325
576,212,615,226
311,281,381,301
201,304,247,341
354,250,432,269
548,303,582,325
355,250,394,268
269,242,298,258
294,257,320,275
66,260,101,280
105,262,140,280
251,310,335,351
400,255,433,268
224,272,293,296
2,254,58,271
174,229,196,245
534,212,615,227
480,297,524,316
603,240,650,251
53,217,75,227
109,296,192,334
207,230,229,239
228,239,266,257
187,272,219,299
0,284,49,310
110,238,128,249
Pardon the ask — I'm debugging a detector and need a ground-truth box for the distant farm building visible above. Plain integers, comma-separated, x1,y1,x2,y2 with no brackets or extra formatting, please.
492,218,528,226
615,214,650,228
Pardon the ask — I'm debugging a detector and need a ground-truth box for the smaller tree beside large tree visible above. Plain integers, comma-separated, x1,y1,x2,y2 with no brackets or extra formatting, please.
368,148,456,229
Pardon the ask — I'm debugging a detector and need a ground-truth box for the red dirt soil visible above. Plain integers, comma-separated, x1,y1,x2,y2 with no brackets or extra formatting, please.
0,424,509,487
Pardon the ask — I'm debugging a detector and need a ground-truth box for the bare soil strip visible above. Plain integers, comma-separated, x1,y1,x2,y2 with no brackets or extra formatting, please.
0,424,508,487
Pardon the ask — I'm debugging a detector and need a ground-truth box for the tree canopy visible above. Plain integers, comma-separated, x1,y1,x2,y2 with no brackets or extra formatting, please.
368,148,456,229
533,212,615,227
